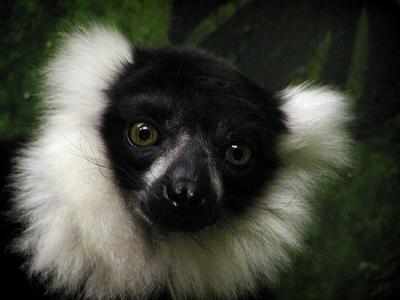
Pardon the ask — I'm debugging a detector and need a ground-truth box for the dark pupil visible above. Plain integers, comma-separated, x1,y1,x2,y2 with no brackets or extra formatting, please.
231,145,244,160
138,126,151,141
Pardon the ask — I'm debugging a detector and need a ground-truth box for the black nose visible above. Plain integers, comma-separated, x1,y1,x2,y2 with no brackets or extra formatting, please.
164,180,204,209
141,162,219,232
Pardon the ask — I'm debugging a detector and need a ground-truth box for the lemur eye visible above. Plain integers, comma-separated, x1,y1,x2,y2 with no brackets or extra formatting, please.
128,122,159,147
225,144,252,167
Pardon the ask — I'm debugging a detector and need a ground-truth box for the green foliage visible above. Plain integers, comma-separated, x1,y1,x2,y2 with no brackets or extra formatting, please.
290,30,332,84
0,0,62,138
185,0,250,47
65,0,171,46
346,8,368,106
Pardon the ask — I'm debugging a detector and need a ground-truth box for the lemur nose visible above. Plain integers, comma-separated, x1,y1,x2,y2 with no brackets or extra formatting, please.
164,180,204,209
142,152,219,232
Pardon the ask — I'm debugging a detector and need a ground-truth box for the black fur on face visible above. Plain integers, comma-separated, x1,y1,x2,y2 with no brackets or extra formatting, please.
101,47,286,232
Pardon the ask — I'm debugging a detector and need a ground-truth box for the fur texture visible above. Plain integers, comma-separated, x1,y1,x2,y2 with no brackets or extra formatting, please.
11,25,352,299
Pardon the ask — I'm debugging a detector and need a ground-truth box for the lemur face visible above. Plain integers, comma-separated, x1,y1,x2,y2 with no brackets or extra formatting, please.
101,48,285,232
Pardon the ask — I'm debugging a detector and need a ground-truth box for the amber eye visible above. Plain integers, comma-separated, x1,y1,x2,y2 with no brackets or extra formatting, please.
225,144,252,167
128,122,159,147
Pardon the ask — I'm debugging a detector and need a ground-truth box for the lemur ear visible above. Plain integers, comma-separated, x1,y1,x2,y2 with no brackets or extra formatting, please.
43,24,133,122
277,84,353,173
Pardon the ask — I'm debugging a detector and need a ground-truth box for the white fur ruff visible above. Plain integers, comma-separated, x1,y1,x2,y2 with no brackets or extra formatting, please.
11,25,352,299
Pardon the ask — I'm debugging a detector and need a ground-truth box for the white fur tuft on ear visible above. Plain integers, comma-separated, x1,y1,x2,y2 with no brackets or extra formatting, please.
43,24,133,123
277,83,353,172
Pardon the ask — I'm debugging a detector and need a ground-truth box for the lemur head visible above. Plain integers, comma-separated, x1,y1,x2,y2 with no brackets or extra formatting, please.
102,46,285,233
12,25,352,299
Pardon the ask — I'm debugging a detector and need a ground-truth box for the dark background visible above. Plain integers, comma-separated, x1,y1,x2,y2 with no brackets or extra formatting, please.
1,0,399,299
